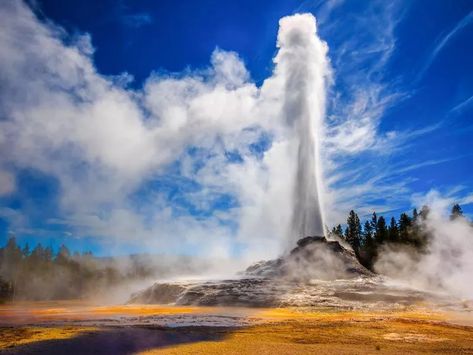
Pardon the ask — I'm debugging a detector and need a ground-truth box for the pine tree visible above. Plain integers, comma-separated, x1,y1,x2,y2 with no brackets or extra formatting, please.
45,246,53,262
419,205,430,220
56,245,71,265
21,243,30,258
371,212,378,229
57,245,71,259
376,216,388,244
370,212,378,242
1,236,22,299
30,244,45,263
398,213,412,243
346,210,362,253
362,220,373,243
450,204,463,220
388,217,399,243
1,237,22,279
331,224,344,239
410,208,422,248
359,220,377,270
335,224,343,238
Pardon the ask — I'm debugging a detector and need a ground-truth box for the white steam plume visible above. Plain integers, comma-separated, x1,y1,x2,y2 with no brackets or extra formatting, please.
275,14,329,240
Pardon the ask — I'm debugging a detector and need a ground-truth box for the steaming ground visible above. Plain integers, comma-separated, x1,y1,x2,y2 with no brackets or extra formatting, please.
126,277,462,311
375,194,473,301
2,237,472,353
126,237,472,313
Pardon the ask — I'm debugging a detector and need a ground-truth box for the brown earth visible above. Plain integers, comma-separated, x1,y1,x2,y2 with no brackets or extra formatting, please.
142,309,473,354
1,302,473,354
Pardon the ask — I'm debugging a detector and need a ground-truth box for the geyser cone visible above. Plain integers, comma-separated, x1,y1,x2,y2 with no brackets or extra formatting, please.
275,14,329,240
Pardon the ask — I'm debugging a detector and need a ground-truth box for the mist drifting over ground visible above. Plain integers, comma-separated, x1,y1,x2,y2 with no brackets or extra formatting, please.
376,191,473,300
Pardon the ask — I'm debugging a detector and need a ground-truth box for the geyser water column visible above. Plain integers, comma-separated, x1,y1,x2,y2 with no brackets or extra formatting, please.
275,14,330,239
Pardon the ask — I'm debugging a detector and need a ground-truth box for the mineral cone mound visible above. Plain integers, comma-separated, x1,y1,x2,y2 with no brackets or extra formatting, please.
244,236,373,280
128,236,432,308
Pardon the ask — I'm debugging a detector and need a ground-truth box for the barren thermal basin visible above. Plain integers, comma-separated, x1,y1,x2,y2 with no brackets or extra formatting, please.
1,300,473,354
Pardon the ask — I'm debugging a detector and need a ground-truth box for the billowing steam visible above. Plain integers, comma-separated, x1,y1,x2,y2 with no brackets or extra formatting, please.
376,191,473,299
0,2,330,259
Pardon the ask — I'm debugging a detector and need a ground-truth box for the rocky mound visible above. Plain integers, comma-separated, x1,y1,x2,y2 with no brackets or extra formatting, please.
244,236,372,280
128,236,375,307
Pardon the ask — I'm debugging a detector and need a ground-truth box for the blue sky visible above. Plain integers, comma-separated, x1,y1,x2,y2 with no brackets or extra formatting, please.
0,0,472,257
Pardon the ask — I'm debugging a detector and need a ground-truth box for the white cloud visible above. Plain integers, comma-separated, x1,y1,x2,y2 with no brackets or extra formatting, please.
317,0,410,224
315,1,470,225
121,13,153,28
450,94,473,114
417,11,473,81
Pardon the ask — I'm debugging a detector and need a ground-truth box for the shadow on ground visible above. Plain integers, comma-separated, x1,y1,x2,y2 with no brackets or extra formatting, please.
0,326,231,355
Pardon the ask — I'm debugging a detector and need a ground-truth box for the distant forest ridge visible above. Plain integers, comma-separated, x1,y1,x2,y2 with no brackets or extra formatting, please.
0,240,219,302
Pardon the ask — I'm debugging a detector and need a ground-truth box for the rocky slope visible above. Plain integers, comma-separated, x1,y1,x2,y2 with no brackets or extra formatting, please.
244,236,373,280
127,236,409,308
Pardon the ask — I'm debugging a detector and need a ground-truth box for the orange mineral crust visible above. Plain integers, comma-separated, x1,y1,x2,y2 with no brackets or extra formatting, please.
1,302,473,354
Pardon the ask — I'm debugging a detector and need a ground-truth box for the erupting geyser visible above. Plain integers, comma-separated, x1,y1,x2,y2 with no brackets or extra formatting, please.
275,14,329,240
130,15,364,308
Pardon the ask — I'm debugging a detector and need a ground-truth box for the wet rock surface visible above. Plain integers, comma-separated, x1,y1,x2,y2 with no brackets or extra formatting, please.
128,236,434,308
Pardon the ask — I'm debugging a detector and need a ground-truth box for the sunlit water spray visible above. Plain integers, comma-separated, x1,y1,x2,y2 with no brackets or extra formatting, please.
274,14,329,240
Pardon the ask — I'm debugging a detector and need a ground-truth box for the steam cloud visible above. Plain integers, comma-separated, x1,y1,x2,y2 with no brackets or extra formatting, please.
0,2,330,260
376,191,473,299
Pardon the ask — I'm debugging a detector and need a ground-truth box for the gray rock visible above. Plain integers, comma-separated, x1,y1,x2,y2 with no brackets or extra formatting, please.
245,235,373,280
128,236,375,307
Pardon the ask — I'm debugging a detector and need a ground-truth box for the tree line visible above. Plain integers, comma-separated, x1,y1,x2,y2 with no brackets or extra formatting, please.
0,239,154,302
329,204,466,270
0,203,468,301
